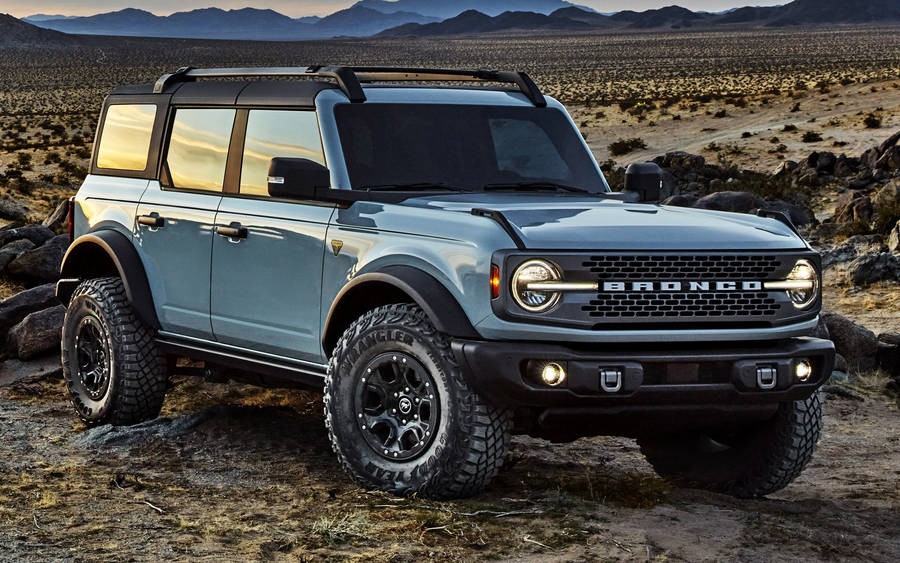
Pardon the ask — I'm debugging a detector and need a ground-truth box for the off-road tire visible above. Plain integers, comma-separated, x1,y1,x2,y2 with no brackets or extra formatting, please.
638,391,822,498
324,304,512,499
61,277,168,426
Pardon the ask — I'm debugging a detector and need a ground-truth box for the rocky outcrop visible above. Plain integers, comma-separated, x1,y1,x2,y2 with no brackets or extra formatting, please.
0,283,58,337
845,253,900,285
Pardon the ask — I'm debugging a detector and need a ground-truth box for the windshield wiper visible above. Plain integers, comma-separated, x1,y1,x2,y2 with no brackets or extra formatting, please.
358,182,468,192
482,182,594,195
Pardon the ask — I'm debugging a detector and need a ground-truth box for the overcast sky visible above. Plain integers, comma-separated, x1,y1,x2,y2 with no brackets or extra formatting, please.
4,1,788,18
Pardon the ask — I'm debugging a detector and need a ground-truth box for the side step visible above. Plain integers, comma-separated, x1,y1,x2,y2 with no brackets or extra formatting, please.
156,336,326,389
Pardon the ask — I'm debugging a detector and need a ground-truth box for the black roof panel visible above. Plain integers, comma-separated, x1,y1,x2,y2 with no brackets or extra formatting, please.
109,79,338,107
237,81,336,108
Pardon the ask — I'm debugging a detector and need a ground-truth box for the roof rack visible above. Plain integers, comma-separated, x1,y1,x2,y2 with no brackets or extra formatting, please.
152,66,547,107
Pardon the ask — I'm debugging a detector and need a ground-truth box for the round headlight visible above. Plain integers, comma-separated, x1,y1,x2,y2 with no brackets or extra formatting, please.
511,259,561,312
787,259,818,309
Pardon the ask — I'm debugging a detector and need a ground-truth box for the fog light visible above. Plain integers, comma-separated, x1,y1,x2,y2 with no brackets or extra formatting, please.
795,359,812,382
540,363,567,387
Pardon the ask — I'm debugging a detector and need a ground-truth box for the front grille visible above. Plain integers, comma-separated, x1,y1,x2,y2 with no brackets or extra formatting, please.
582,255,781,280
583,291,781,319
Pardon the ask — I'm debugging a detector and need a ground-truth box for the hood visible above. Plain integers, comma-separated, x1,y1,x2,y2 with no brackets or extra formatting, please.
403,193,807,251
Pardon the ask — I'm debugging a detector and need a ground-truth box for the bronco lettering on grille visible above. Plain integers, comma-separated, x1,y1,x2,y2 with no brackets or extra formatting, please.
600,281,764,292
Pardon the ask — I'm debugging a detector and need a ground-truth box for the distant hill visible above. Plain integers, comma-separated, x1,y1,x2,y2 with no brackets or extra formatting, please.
765,0,900,26
29,6,437,40
22,14,78,22
0,13,74,46
611,6,706,29
378,9,589,37
356,0,593,19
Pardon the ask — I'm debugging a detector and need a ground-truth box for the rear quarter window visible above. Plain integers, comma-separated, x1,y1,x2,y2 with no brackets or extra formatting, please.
96,104,157,171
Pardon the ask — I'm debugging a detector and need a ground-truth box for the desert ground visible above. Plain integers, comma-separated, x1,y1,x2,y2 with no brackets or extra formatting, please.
0,26,899,561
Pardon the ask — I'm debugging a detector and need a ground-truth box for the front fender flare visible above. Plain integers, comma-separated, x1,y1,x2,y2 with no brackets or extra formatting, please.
57,230,160,329
323,265,479,353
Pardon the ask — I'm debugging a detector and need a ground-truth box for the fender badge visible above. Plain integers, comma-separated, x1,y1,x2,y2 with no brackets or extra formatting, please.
331,240,344,256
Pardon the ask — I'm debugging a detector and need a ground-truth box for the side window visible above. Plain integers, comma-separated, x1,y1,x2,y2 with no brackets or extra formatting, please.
489,118,570,181
239,110,325,197
165,108,235,192
96,104,156,171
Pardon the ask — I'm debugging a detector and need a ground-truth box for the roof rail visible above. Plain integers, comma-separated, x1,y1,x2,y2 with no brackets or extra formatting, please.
151,66,547,106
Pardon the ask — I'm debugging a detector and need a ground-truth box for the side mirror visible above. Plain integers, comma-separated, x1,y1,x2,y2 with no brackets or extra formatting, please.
267,157,330,199
624,162,662,203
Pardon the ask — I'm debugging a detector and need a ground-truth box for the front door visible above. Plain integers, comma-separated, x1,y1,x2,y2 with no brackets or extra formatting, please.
210,109,334,362
135,107,236,339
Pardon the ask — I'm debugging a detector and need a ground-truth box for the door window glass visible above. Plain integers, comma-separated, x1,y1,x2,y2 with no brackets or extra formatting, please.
96,104,156,171
239,110,325,196
165,108,235,192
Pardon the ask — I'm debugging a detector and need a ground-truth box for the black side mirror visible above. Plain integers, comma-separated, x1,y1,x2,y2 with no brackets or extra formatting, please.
267,158,330,199
624,162,662,203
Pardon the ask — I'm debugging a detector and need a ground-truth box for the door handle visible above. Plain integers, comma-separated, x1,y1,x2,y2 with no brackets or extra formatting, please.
215,223,248,240
137,213,164,228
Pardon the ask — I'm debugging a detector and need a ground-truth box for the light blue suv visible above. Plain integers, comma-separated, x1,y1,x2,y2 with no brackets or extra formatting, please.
58,66,834,499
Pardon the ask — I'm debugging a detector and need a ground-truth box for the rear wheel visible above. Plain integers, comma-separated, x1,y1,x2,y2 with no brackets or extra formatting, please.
61,277,168,426
324,304,512,499
638,392,822,497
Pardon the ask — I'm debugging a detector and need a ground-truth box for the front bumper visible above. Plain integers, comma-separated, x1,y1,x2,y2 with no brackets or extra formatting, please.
452,336,834,409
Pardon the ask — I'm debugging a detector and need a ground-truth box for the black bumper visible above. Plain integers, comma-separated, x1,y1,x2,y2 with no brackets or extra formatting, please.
451,337,834,410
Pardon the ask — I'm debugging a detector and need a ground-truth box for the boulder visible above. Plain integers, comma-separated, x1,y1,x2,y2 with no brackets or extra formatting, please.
848,170,874,189
814,151,836,175
5,305,65,360
822,313,879,371
890,221,900,254
763,200,815,226
861,147,881,170
796,170,820,187
833,155,859,177
821,235,885,268
42,200,69,232
662,194,698,208
6,234,69,285
845,253,899,285
773,160,799,177
876,146,900,171
833,192,873,224
0,239,35,272
878,130,900,155
0,283,58,337
693,191,765,214
873,179,900,209
658,151,705,171
0,224,55,248
0,194,28,222
877,341,900,377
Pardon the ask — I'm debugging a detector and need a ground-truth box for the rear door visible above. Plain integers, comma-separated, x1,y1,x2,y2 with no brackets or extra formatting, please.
135,107,235,339
209,109,334,362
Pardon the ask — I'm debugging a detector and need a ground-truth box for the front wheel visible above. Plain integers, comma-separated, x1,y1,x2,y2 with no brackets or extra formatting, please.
638,392,823,498
324,304,512,499
61,277,168,426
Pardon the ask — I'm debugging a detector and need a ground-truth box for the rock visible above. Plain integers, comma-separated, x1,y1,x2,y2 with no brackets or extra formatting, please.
833,192,873,224
0,239,35,272
834,353,848,374
71,407,227,450
42,200,69,232
662,194,698,207
0,283,58,337
774,160,799,176
708,178,724,191
880,333,900,346
878,130,900,154
0,224,54,248
660,168,678,200
763,200,815,226
5,305,65,360
848,169,874,189
814,151,836,175
845,253,900,285
0,194,28,222
659,151,705,171
821,235,885,268
890,221,900,253
0,355,63,388
796,170,820,187
873,179,900,209
693,191,765,214
6,234,69,285
877,342,899,377
833,155,859,177
822,313,879,371
876,146,900,171
861,147,881,170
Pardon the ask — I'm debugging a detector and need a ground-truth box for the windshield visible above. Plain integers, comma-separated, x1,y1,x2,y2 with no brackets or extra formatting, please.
334,104,608,193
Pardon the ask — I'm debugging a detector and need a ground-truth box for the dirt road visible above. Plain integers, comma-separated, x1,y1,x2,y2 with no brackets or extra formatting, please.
1,362,898,562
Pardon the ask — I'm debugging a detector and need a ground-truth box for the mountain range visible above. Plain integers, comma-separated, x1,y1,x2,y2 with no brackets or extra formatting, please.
16,0,900,42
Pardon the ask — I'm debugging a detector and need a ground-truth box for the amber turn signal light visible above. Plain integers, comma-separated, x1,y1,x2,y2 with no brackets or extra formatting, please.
490,264,501,299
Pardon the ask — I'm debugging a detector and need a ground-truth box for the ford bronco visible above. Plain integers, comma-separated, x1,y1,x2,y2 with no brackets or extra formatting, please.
58,66,834,499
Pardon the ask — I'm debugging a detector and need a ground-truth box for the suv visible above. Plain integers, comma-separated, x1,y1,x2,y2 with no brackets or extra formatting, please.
58,66,834,500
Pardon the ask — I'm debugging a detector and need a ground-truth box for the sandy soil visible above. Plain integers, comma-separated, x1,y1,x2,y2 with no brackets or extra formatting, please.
0,360,898,562
577,79,900,173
